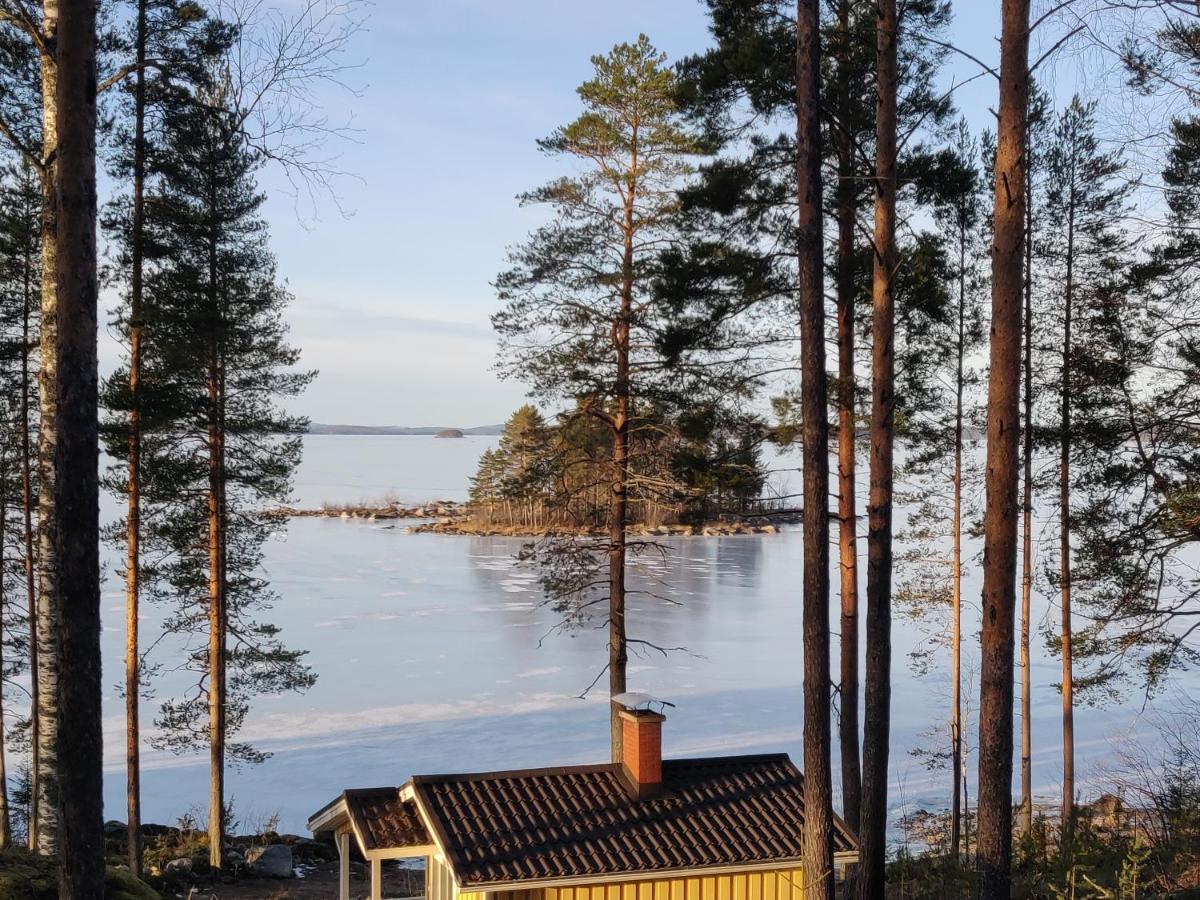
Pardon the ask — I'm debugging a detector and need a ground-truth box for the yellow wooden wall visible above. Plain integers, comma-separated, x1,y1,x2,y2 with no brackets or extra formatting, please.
498,867,805,900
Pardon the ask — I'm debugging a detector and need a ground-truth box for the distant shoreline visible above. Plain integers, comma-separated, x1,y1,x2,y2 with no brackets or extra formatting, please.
279,500,795,536
306,423,503,436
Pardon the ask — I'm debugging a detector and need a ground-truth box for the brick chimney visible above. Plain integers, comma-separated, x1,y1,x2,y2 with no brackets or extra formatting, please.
619,708,665,799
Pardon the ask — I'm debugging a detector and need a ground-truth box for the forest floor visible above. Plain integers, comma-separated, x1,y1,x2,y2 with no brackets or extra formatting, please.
184,860,418,898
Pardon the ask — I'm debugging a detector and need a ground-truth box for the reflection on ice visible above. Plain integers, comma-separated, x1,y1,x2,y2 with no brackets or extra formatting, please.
89,435,1193,835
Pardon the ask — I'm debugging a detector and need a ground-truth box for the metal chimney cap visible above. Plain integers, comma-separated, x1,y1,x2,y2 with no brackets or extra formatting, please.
611,692,675,714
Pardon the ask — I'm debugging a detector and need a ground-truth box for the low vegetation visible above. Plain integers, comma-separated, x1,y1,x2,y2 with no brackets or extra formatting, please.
466,405,773,533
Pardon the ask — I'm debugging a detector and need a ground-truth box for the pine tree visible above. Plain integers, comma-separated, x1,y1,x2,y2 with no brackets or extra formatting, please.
53,0,104,891
0,156,40,853
857,1,898,892
1039,95,1134,829
101,72,315,870
1018,83,1052,840
676,4,956,850
894,118,988,863
795,0,833,894
1067,110,1198,697
0,1,62,850
978,2,1031,897
101,2,227,871
493,35,705,760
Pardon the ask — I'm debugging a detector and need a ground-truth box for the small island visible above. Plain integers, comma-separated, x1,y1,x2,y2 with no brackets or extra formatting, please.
435,428,465,438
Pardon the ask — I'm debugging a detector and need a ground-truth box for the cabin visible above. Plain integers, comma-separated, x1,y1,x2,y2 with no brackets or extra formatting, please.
308,699,859,900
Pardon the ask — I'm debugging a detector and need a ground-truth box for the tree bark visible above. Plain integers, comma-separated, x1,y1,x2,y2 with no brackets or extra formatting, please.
608,121,638,763
950,215,966,863
34,0,61,855
207,195,227,868
53,0,104,894
834,0,861,839
125,0,148,875
1059,158,1076,827
0,491,9,848
19,161,40,854
857,1,896,896
1019,140,1034,839
978,1,1030,897
796,3,833,898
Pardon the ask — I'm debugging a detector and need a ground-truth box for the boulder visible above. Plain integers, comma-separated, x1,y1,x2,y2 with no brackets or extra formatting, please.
163,857,193,879
245,843,294,878
104,819,127,837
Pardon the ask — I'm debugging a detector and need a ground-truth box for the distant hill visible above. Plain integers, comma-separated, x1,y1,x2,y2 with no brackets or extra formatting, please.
307,423,503,436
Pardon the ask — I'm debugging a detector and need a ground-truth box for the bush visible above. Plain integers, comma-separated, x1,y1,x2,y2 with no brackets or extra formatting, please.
0,848,163,900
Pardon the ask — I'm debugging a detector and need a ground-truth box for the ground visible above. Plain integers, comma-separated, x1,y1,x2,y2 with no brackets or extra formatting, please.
173,859,421,899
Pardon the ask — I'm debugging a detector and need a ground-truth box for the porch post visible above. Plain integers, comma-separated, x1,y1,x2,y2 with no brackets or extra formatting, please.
371,856,383,900
338,831,351,900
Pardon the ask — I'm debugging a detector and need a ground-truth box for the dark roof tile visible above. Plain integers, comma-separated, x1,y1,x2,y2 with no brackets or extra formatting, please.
343,789,430,852
411,754,857,887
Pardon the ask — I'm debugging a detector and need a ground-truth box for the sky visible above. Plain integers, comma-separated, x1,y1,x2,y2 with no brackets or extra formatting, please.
162,0,1085,427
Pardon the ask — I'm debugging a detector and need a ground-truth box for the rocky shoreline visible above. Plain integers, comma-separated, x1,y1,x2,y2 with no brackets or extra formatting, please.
413,519,786,536
279,500,466,520
279,501,796,537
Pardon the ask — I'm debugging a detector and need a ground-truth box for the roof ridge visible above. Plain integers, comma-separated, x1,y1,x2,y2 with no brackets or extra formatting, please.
663,753,793,766
410,753,794,785
412,762,621,784
342,786,404,795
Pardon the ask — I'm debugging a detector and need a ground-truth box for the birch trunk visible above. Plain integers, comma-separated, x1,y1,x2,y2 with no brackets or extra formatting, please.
796,2,833,897
34,0,61,854
53,0,104,893
978,1,1031,897
857,1,897,896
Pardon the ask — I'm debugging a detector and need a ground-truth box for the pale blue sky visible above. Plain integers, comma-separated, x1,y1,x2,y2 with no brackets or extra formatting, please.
225,1,1076,426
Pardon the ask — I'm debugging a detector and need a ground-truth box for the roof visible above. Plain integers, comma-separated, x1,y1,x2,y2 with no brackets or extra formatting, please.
310,787,431,851
408,754,858,887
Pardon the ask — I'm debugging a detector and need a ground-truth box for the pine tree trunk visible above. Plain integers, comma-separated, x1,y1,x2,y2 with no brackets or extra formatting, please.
53,0,104,893
609,132,637,763
0,489,10,849
857,1,897,896
834,0,861,839
206,207,227,873
978,1,1031,897
950,218,966,863
19,163,40,854
1019,143,1035,839
1059,171,1076,827
207,355,226,869
34,0,61,855
796,3,833,898
125,0,148,873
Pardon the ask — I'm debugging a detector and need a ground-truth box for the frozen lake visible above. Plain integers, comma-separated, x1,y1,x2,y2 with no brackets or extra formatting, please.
86,434,1181,835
